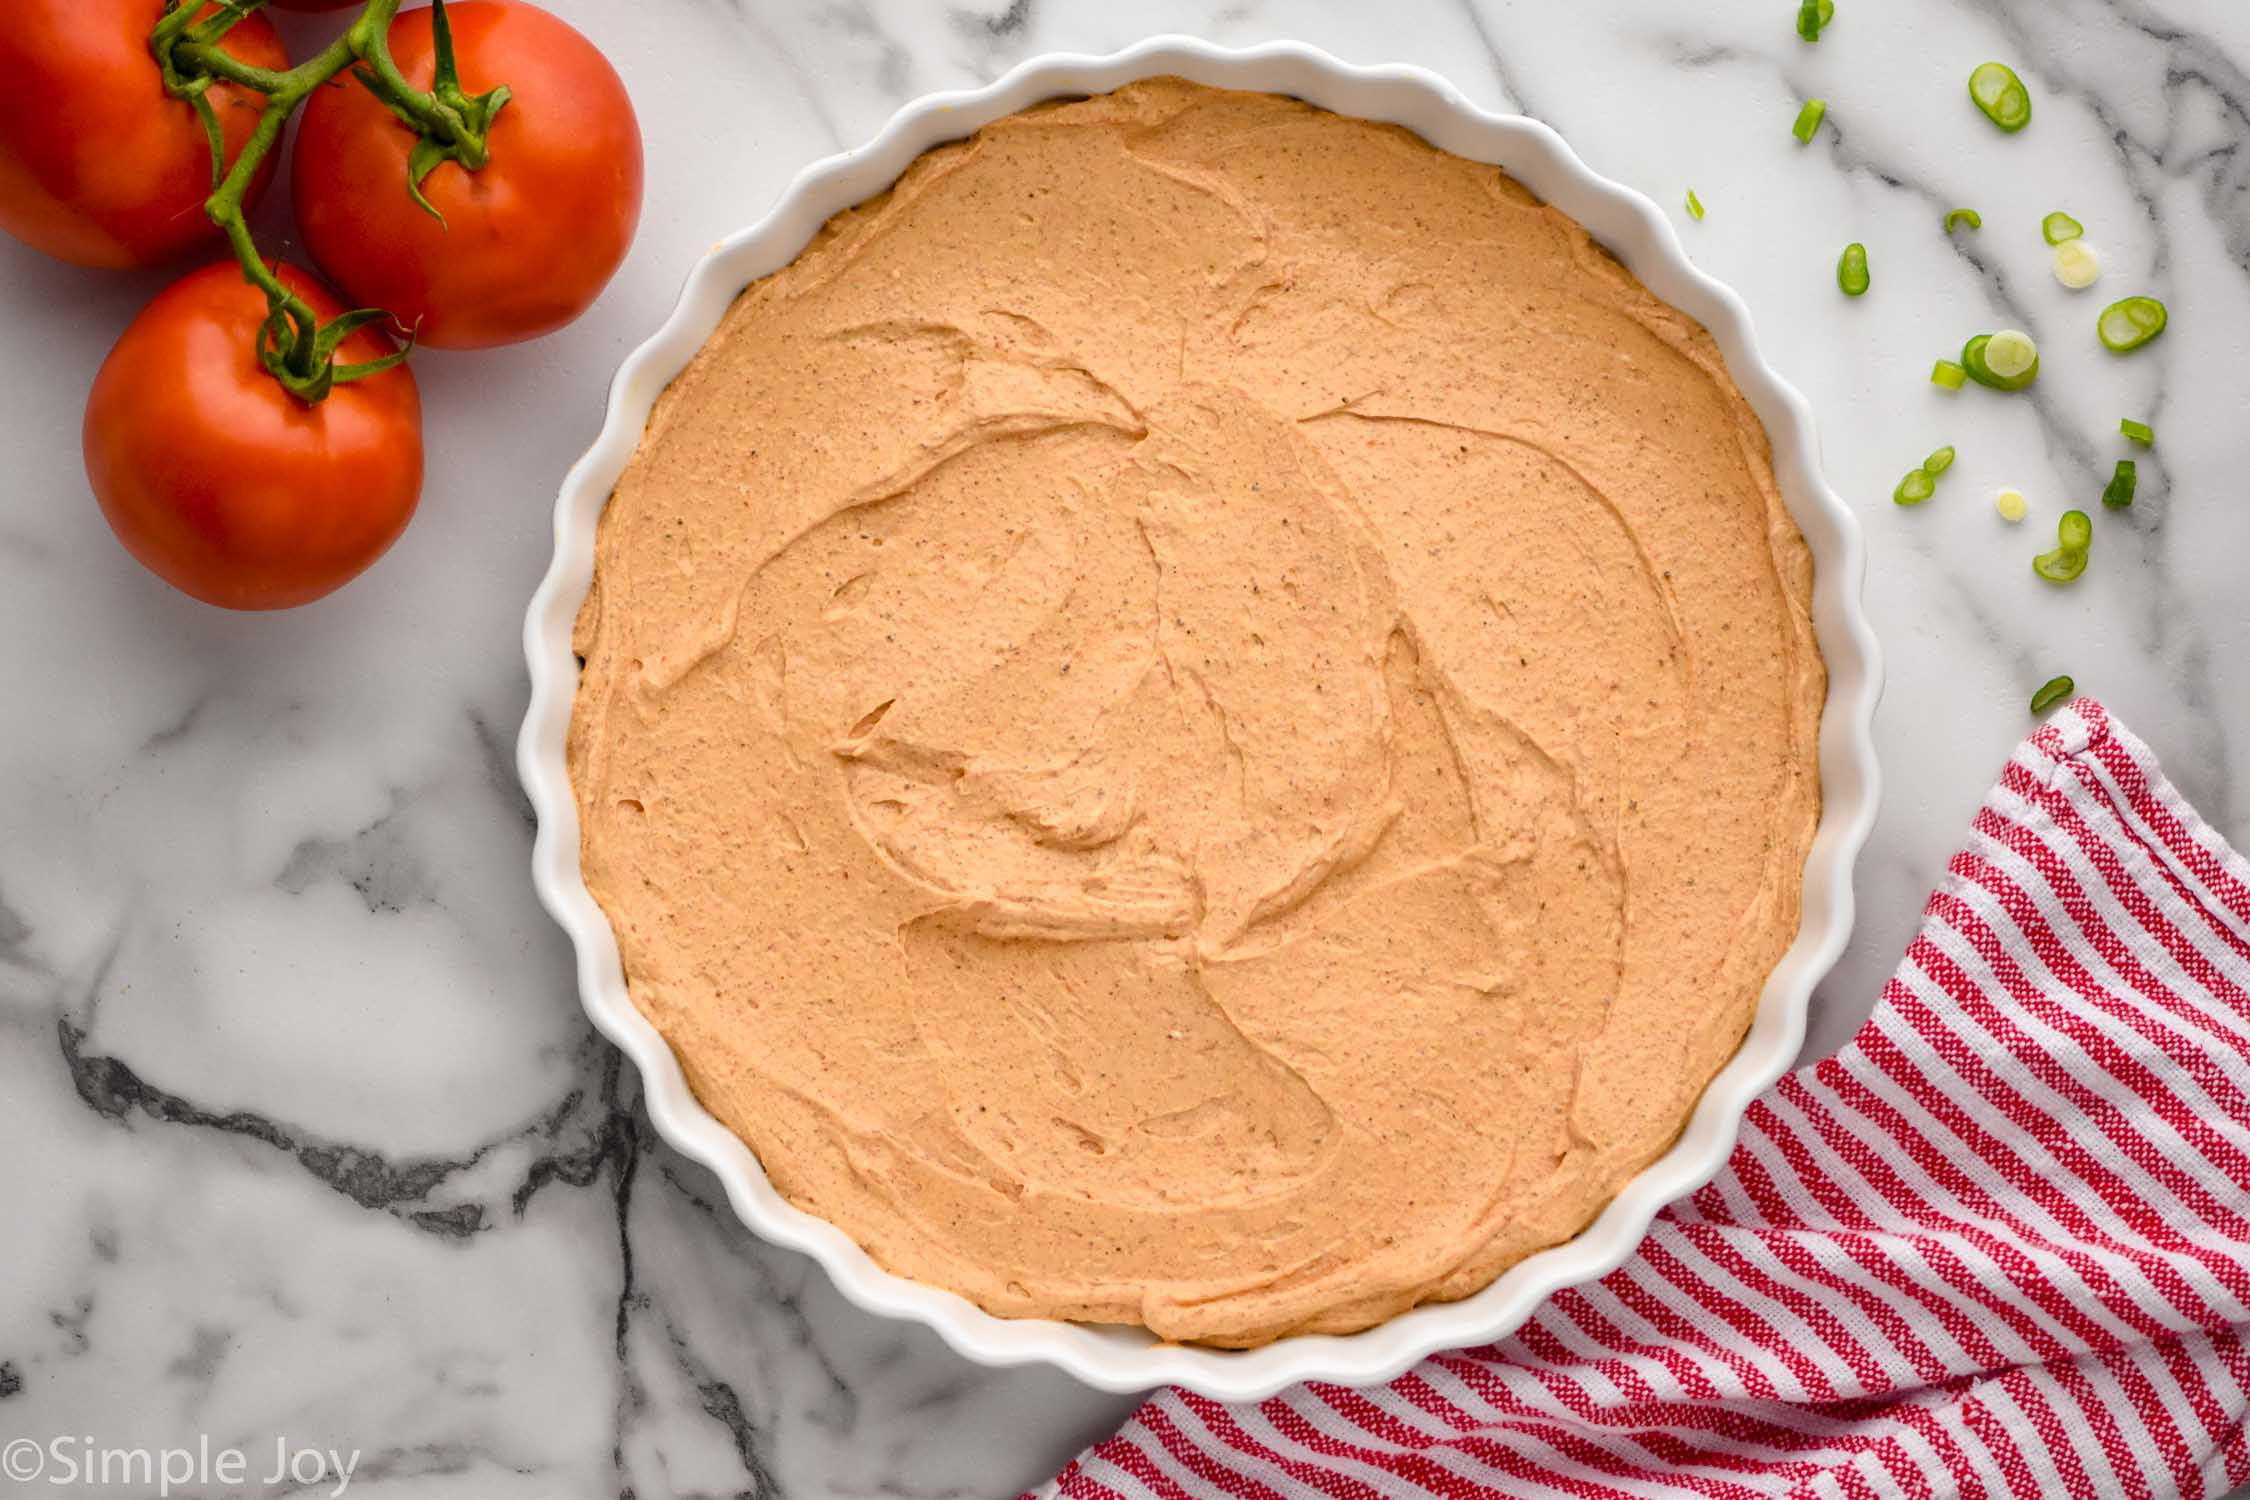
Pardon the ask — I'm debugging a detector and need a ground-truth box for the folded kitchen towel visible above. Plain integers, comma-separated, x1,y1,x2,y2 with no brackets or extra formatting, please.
1033,700,2250,1500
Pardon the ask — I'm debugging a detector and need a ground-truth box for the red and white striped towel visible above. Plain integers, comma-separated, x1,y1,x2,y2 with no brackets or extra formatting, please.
1034,700,2250,1500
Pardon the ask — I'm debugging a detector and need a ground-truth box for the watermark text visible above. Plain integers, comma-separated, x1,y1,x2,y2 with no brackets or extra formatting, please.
2,1433,359,1497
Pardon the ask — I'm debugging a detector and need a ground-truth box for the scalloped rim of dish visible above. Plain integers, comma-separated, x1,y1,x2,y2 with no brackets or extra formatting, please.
519,35,1883,1401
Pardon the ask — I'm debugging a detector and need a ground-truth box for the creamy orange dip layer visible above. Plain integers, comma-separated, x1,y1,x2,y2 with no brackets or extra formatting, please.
570,78,1824,1347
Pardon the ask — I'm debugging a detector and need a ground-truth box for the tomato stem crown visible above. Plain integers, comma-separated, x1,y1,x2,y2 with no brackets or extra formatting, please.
151,0,503,401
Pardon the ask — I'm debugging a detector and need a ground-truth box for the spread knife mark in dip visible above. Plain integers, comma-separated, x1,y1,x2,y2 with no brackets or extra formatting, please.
571,79,1824,1347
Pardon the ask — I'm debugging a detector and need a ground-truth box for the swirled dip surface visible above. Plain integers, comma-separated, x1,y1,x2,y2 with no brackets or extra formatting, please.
570,79,1824,1346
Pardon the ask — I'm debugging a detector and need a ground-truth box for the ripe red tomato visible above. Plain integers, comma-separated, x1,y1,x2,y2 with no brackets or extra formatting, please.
0,2,286,269
292,2,642,350
84,262,425,611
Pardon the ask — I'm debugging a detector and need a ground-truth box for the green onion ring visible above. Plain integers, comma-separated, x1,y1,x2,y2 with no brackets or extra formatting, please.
1924,445,1956,474
1962,331,2039,390
2041,211,2084,245
1945,208,1982,233
1969,62,2033,132
2030,675,2075,714
2057,508,2093,551
2097,295,2166,351
2034,547,2088,582
2052,239,2102,290
1894,468,1937,506
1792,98,1827,143
1838,241,1870,296
1931,360,1967,389
1686,190,1705,222
2120,418,2154,445
1960,335,1996,384
1984,330,2037,379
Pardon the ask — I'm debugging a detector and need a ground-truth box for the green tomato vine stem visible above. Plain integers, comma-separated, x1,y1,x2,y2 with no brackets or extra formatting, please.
151,0,509,403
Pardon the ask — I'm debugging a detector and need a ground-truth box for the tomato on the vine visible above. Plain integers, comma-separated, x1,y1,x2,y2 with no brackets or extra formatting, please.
0,2,286,269
292,1,642,350
84,262,424,611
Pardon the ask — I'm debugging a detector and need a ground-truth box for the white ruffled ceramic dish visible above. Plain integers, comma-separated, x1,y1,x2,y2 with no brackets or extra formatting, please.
519,35,1883,1401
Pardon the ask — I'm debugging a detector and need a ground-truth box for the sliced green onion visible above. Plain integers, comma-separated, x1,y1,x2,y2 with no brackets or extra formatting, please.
2052,239,2101,289
1984,330,2037,380
1837,241,1870,296
1931,359,1967,389
2035,509,2093,583
2120,417,2154,446
1994,488,2029,522
1962,330,2039,390
1792,98,1827,143
2041,211,2084,245
1961,334,1994,382
1896,446,1956,506
2101,458,2137,509
1686,189,1705,221
2030,675,2075,714
1969,62,2033,132
1945,208,1982,234
1796,0,1834,42
2097,295,2166,351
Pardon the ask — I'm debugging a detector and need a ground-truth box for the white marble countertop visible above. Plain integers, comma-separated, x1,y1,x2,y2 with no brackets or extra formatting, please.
3,1,2246,1495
